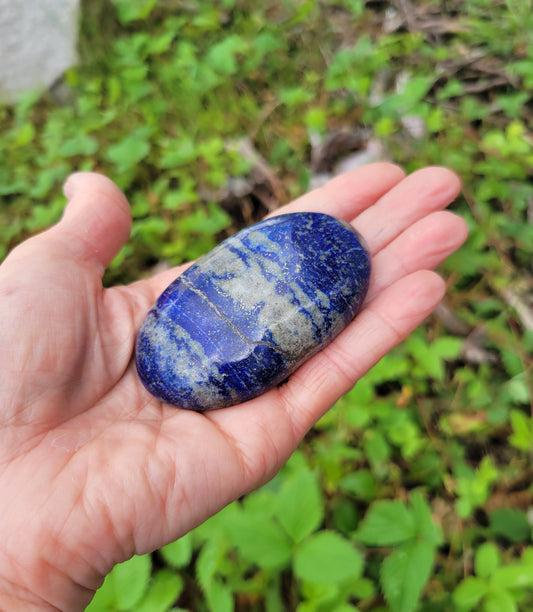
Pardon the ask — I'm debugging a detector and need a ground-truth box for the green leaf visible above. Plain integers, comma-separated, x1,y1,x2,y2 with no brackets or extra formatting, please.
410,490,443,546
363,431,391,470
58,134,98,157
483,587,517,612
294,531,363,584
298,581,340,609
327,605,360,612
338,470,377,502
196,535,227,592
136,569,184,612
521,547,533,567
205,35,248,76
243,489,278,521
245,32,285,70
111,0,158,24
357,500,416,546
160,533,193,568
381,540,435,612
386,412,424,459
455,497,474,520
147,30,179,55
159,138,198,168
433,336,463,359
492,564,533,590
298,580,339,608
14,122,35,146
279,87,314,107
407,334,461,381
224,508,292,569
455,456,499,519
103,554,152,611
501,349,525,377
162,183,199,211
509,409,533,450
305,107,327,132
489,508,531,543
264,577,284,612
453,577,488,611
173,203,230,242
276,469,324,543
205,579,234,612
475,543,500,578
332,498,360,535
106,128,152,172
506,375,531,406
28,165,68,199
86,574,115,611
351,576,376,600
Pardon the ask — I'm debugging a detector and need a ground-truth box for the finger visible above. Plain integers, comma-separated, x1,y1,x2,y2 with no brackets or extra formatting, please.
8,173,132,277
354,166,462,253
137,163,407,305
53,172,133,274
366,210,468,301
273,162,406,220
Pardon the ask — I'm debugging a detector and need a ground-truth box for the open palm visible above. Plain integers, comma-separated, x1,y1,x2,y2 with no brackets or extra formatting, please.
0,163,466,611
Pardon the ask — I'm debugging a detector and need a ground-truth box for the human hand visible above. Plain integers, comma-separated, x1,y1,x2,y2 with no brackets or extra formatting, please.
0,163,466,611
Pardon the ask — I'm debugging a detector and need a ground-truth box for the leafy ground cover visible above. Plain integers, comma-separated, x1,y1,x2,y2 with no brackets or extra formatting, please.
1,0,532,610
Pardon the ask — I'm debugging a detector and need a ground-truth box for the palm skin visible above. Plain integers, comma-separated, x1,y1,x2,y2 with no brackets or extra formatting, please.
0,163,466,611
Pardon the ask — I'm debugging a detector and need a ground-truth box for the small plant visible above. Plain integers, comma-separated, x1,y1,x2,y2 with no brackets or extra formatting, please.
454,457,499,519
2,0,533,609
356,491,443,612
453,544,533,612
86,554,184,612
509,409,533,453
189,454,371,611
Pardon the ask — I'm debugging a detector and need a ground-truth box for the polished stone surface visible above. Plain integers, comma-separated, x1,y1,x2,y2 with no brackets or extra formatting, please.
135,212,371,410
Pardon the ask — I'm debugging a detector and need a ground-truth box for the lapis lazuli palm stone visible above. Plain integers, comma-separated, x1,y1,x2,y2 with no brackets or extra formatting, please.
135,212,371,410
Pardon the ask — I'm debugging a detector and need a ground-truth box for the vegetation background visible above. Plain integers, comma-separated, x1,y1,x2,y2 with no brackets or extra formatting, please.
0,0,532,610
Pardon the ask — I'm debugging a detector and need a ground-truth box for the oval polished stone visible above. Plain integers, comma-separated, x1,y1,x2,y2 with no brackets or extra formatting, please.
135,212,371,410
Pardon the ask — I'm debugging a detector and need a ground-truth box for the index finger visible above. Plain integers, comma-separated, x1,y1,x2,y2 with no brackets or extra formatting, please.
273,162,406,220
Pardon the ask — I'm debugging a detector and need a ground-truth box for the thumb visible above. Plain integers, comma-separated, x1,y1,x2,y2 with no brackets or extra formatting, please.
56,172,132,274
3,172,131,279
6,172,132,277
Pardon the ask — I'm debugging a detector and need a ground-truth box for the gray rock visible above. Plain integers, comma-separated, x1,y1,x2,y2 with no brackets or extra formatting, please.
0,0,80,103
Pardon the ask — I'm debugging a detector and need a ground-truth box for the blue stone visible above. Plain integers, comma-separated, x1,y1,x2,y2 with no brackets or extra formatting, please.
135,212,371,410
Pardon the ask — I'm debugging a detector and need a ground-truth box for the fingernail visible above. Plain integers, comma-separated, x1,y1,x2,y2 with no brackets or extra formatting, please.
62,173,81,200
